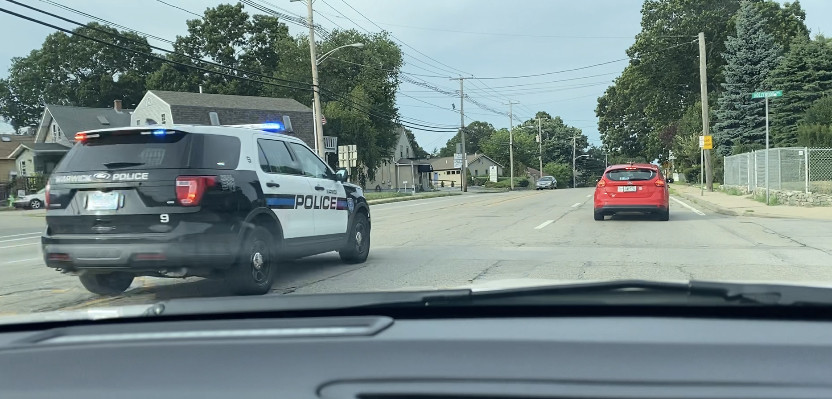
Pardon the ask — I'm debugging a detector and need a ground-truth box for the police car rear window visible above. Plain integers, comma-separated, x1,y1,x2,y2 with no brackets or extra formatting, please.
57,131,240,172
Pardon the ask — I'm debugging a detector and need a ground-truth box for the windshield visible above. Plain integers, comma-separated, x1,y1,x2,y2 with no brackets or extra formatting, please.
1,0,832,322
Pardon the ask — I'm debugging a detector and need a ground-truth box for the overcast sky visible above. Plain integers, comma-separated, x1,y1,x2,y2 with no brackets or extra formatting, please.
1,0,831,151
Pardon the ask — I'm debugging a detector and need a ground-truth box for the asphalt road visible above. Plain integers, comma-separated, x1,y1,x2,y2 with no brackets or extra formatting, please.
2,188,832,314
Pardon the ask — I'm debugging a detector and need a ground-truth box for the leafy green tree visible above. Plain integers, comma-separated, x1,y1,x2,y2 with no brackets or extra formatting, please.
765,35,832,146
437,121,496,157
713,0,782,155
753,0,809,52
0,23,157,129
543,162,571,189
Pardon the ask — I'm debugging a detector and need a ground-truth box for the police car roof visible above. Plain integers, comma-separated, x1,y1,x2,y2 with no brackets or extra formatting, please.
79,125,305,144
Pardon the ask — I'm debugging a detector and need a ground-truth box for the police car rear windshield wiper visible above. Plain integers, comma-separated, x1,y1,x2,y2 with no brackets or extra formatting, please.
102,162,145,169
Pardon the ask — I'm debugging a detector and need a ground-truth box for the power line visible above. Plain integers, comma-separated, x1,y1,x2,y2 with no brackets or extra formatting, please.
154,0,201,17
35,0,174,45
1,4,456,133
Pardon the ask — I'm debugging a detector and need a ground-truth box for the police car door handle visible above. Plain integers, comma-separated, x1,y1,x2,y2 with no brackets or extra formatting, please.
314,185,325,191
266,182,280,188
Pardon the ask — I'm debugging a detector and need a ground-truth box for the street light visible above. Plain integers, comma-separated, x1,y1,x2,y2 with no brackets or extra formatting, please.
316,42,364,65
293,0,365,157
573,154,589,188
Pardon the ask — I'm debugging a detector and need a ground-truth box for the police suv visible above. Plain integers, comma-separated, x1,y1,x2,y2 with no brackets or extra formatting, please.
41,124,370,296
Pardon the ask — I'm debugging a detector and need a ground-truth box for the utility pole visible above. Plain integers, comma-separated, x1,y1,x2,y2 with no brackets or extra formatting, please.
698,32,713,191
537,117,543,178
572,135,577,188
506,101,519,190
450,77,471,192
301,0,325,157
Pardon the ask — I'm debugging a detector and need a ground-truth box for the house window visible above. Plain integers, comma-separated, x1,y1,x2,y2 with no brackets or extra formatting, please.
475,170,479,176
161,113,166,124
136,120,140,126
399,146,403,158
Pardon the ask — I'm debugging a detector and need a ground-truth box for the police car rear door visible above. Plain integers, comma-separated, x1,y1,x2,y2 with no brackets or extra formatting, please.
255,135,316,239
286,142,348,237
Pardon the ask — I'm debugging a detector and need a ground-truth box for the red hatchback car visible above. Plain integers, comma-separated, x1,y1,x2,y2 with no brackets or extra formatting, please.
593,163,669,221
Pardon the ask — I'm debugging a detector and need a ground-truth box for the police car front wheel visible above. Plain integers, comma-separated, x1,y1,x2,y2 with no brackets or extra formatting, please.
78,272,134,296
227,226,276,295
340,212,370,264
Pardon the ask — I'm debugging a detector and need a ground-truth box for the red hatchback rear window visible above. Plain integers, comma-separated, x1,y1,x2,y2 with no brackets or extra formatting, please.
606,168,657,182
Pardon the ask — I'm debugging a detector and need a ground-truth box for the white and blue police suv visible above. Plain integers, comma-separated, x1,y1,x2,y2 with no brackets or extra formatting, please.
42,123,370,296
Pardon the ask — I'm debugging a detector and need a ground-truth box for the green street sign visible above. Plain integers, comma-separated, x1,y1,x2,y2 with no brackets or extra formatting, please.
751,90,783,99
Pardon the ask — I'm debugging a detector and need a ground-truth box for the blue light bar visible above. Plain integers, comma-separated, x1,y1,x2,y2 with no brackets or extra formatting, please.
152,129,167,136
260,121,285,133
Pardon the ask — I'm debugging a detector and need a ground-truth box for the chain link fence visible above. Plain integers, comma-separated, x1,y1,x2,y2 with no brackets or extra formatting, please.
723,147,832,194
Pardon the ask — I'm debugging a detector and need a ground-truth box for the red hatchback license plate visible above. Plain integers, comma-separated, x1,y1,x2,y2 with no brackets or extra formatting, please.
617,186,637,193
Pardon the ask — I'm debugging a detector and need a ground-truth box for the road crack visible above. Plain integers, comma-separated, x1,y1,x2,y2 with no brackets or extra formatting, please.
469,260,501,283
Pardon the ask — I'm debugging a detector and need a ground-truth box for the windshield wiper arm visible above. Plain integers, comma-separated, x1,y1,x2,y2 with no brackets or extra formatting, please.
102,162,145,169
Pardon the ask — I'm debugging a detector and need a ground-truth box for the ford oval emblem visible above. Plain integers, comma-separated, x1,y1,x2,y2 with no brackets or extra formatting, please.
93,172,111,180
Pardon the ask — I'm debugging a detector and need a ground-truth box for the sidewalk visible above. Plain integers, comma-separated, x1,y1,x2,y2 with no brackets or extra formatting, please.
671,184,832,220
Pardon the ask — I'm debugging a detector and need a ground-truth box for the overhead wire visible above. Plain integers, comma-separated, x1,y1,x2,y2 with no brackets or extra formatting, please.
3,2,457,133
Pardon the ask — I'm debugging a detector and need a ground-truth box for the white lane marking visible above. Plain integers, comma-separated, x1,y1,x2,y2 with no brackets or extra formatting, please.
0,232,41,239
2,257,40,265
586,194,592,198
534,220,555,230
670,196,705,216
0,236,41,244
571,202,582,208
0,242,39,250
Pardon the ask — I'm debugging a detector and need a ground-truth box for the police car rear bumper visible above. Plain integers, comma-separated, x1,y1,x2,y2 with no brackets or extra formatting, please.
42,229,241,275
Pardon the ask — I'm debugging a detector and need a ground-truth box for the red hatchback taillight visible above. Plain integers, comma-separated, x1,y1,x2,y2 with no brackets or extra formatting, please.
175,176,217,206
45,182,50,207
597,179,606,188
654,179,666,187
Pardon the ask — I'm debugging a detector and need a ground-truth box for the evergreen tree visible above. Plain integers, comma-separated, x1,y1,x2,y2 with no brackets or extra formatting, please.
765,36,832,146
713,0,782,155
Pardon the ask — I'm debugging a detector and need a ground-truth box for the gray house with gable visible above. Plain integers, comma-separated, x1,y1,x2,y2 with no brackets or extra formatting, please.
130,90,315,147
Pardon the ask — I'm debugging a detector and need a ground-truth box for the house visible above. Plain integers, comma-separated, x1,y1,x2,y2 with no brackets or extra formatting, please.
0,134,32,183
8,102,134,177
428,153,503,187
130,90,315,147
364,127,432,192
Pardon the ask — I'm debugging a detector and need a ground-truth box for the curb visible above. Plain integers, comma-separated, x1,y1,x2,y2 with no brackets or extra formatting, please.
367,193,461,205
673,190,739,216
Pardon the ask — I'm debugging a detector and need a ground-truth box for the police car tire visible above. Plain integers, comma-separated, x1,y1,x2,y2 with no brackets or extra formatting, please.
29,199,42,209
228,226,276,295
340,212,370,264
78,272,134,296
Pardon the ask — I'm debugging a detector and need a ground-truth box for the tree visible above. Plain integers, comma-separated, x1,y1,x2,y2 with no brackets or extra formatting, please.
796,95,832,146
765,35,832,146
0,23,158,129
753,0,809,52
713,0,783,155
437,121,496,157
542,162,571,189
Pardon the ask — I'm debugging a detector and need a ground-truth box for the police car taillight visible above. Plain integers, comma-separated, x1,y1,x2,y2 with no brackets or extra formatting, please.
45,182,50,207
175,176,217,206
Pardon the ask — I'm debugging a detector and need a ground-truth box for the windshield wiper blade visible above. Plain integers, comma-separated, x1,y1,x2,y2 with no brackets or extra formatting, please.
102,162,145,169
418,280,832,307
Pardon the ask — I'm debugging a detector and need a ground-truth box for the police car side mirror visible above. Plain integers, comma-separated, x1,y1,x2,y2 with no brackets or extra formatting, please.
335,168,349,182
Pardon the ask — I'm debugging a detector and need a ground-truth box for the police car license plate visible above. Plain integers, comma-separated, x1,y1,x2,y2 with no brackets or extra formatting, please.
87,191,119,210
618,186,637,192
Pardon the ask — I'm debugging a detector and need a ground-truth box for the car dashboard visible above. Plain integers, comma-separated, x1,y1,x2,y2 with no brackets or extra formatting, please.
1,313,831,399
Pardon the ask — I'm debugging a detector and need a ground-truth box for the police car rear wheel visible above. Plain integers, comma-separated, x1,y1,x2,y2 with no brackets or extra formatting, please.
29,199,42,209
340,212,370,264
228,226,276,295
78,272,134,296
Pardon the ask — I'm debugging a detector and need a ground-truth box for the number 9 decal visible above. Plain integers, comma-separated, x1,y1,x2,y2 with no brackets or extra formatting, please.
160,214,169,223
